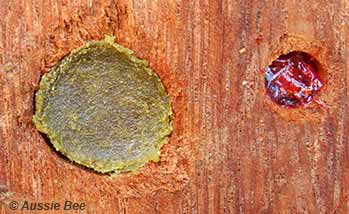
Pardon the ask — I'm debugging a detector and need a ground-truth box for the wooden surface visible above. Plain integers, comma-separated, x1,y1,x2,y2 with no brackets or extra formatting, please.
0,0,348,213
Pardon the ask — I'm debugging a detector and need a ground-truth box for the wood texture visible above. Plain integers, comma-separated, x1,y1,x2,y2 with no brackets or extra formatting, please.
0,0,348,213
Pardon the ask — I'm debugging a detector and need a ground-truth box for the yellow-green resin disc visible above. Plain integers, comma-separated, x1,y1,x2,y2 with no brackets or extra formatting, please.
33,37,172,173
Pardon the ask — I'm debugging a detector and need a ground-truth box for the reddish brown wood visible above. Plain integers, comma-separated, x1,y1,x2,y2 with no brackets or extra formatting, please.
0,0,348,213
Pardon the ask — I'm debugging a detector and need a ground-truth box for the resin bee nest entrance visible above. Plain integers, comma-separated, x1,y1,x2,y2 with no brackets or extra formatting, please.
264,51,324,108
33,37,173,173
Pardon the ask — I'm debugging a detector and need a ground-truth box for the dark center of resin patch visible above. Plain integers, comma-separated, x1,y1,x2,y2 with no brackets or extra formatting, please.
33,37,172,173
264,51,323,107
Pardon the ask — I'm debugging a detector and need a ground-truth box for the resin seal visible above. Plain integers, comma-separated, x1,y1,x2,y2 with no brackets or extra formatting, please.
33,37,172,173
264,51,323,108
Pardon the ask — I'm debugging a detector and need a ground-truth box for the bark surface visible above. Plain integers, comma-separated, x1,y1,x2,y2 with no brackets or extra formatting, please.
0,0,348,213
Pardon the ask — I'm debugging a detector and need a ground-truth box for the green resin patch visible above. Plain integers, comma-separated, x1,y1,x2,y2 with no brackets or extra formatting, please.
33,36,172,173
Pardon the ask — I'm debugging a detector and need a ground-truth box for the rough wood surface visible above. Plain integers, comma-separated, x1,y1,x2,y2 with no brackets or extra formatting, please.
0,0,348,213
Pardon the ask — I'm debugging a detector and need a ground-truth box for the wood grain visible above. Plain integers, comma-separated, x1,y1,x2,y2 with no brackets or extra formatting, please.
0,0,348,213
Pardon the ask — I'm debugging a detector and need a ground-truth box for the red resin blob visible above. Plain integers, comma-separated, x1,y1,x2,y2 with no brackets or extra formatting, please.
264,51,324,108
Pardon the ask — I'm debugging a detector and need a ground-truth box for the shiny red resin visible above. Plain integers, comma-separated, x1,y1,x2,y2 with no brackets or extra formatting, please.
264,51,323,108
